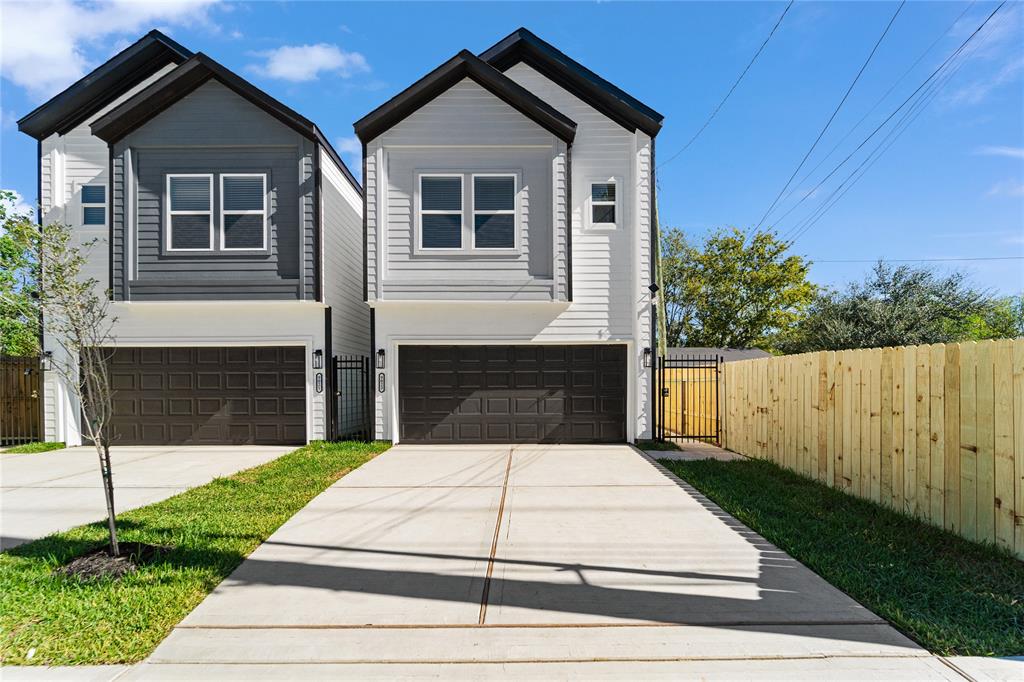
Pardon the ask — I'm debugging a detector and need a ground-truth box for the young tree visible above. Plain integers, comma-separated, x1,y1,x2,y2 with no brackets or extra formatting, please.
660,227,815,350
36,220,121,556
776,261,1014,353
0,191,41,355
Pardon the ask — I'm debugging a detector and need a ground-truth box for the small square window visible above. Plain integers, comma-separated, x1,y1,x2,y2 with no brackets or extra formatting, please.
591,182,616,226
81,184,106,226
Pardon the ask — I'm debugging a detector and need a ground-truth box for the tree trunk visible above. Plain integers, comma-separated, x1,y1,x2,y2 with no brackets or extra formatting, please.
97,440,119,557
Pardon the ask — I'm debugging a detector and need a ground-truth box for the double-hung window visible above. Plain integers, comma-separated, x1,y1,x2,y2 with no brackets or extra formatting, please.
590,181,617,227
419,175,463,249
167,174,213,251
472,175,516,250
221,174,267,250
81,184,106,226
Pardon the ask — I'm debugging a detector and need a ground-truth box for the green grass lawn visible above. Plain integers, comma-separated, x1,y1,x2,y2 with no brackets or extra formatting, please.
659,457,1024,657
0,440,390,666
2,442,66,455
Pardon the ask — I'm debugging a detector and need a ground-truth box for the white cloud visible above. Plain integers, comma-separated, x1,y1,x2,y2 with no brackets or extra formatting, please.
1,189,35,219
944,4,1023,107
975,145,1024,160
334,135,362,182
986,179,1024,198
248,43,369,82
0,0,220,102
947,55,1024,107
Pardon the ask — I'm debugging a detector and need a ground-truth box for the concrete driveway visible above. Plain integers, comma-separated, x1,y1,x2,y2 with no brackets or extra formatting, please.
1,445,293,550
127,443,964,680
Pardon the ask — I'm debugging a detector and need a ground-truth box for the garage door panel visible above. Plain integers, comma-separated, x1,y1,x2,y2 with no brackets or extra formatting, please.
398,345,626,444
102,346,305,446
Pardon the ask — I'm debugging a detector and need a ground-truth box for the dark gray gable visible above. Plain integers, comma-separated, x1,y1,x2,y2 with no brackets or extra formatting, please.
479,28,664,137
352,50,576,144
17,30,193,140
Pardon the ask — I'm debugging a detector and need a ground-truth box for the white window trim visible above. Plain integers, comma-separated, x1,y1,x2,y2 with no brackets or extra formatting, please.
166,173,214,252
470,173,518,252
417,173,464,252
587,178,619,230
80,183,107,227
219,173,268,251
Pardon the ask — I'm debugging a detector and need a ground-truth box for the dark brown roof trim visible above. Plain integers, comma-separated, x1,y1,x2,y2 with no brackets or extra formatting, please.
18,30,193,140
91,53,361,194
479,28,664,137
353,50,576,144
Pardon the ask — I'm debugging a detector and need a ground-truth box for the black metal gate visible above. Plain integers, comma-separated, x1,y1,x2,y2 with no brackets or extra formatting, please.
332,354,372,441
655,353,722,445
1,355,43,446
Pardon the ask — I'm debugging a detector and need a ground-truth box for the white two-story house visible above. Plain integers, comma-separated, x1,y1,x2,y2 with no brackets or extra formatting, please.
18,31,367,446
354,28,663,444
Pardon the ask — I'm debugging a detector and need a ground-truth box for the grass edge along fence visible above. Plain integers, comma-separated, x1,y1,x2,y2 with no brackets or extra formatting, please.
720,338,1023,560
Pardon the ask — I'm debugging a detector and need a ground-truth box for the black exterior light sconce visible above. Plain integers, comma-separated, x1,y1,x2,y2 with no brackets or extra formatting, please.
312,349,323,369
376,348,386,369
648,283,660,295
643,347,653,368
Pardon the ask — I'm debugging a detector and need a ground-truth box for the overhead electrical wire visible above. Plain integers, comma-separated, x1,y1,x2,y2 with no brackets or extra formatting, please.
657,0,795,170
811,256,1024,263
759,1,1007,242
780,3,1007,243
754,0,907,231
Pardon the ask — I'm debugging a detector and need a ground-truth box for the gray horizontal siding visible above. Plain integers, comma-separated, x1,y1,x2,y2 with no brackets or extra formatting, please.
111,80,316,301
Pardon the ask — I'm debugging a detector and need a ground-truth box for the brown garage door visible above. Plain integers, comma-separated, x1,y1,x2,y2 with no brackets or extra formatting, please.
398,345,626,443
106,346,306,445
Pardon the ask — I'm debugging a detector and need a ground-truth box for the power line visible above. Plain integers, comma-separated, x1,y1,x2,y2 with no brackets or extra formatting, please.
755,0,906,231
657,0,794,170
810,256,1024,264
765,1,1007,241
774,1,977,215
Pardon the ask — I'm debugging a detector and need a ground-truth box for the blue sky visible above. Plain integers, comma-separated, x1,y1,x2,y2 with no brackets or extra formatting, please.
1,1,1021,295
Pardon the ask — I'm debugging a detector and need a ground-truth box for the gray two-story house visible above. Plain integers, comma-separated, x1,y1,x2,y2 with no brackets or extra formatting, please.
355,29,663,444
18,31,366,446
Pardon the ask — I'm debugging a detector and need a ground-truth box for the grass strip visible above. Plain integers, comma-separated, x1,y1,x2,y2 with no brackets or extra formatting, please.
2,442,66,455
658,457,1024,656
0,440,390,665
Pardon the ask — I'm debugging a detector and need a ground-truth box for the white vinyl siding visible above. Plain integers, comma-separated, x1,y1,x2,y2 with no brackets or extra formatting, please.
166,174,214,251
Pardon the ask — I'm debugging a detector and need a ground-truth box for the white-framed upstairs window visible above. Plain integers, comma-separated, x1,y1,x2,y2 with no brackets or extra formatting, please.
81,184,106,226
418,174,464,250
588,179,618,229
471,174,517,251
220,173,267,250
166,174,213,251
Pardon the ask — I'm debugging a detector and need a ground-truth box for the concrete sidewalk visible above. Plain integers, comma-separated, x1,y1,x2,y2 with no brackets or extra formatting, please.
113,443,979,679
1,445,292,550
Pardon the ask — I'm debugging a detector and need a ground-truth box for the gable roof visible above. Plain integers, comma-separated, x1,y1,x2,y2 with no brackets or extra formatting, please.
90,53,360,192
479,28,664,138
353,50,576,144
17,30,193,140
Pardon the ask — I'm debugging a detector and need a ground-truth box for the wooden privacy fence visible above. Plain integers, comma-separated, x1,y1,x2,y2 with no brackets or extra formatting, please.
721,339,1024,559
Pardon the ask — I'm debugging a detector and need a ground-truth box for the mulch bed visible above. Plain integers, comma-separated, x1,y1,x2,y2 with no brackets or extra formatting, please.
55,543,171,580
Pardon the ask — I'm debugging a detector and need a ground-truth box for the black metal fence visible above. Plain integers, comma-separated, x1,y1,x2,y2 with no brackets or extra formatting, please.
1,355,43,446
333,354,372,441
655,353,722,444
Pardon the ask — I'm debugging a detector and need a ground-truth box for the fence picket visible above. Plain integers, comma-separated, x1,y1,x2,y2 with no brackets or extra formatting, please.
944,343,961,532
993,339,1014,550
976,340,996,544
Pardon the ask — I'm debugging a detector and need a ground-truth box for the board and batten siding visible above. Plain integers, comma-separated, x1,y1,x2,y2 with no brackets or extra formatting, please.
110,80,316,301
366,78,567,302
320,149,370,357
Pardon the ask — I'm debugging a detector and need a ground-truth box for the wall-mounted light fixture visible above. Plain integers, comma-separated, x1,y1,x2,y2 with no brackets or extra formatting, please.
312,348,323,369
41,350,53,372
642,347,653,368
647,283,660,294
376,348,386,369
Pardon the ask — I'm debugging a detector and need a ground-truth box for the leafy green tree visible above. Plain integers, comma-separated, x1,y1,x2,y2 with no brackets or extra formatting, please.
0,190,40,355
776,261,1018,353
660,227,815,350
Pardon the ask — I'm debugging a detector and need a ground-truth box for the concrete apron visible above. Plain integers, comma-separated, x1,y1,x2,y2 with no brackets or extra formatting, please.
132,443,960,679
